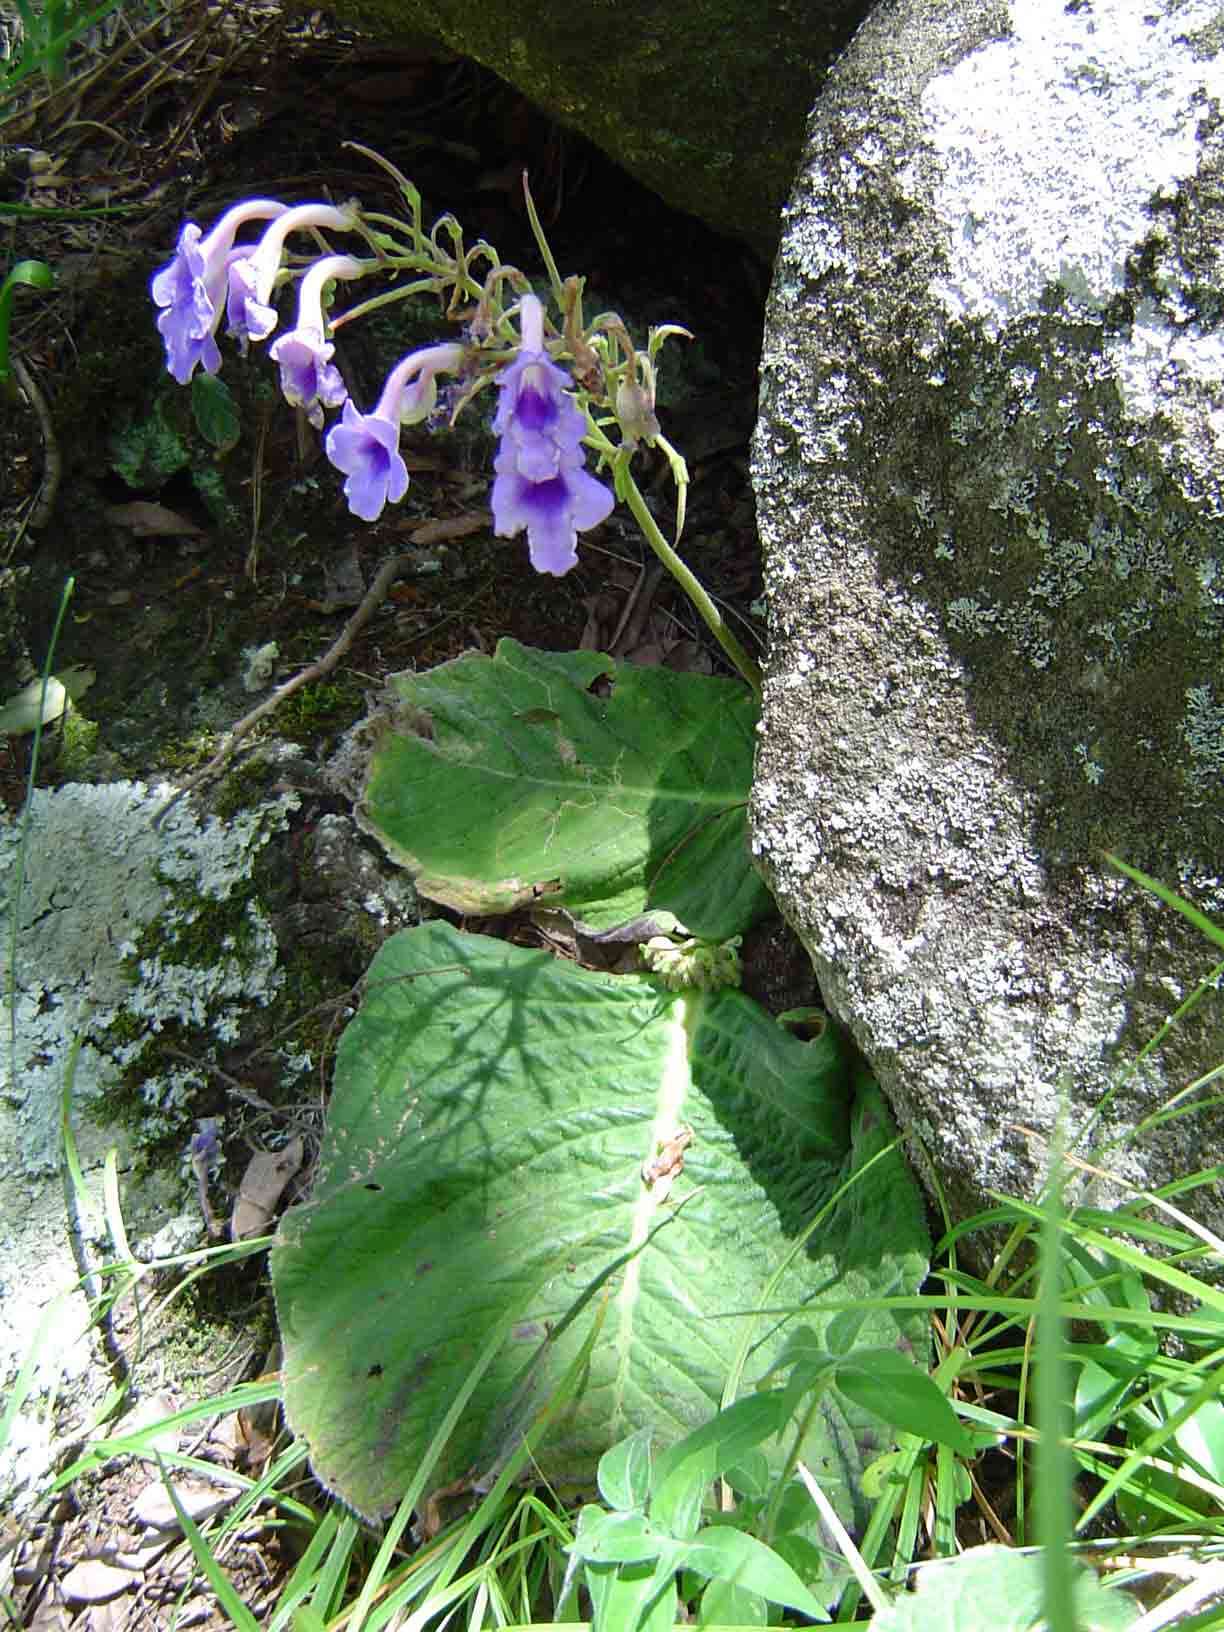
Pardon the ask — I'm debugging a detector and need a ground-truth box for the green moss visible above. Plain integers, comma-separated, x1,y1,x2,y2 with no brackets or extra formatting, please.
131,879,261,970
309,0,855,248
212,756,278,821
91,1018,201,1169
55,706,100,774
156,732,222,772
276,680,363,744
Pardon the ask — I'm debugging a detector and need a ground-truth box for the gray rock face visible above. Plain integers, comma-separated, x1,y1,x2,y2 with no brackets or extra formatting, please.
751,0,1224,1233
307,0,871,250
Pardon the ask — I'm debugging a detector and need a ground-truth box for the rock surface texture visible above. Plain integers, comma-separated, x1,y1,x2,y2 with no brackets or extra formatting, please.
751,0,1224,1232
305,0,871,250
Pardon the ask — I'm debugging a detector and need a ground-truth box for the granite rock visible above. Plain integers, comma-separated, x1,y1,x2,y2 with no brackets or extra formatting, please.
751,0,1224,1236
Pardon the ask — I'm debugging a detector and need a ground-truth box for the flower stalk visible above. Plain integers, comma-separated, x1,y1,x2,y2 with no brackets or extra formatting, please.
619,467,763,698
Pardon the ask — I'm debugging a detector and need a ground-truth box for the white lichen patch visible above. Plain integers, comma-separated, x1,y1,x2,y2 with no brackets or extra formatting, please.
923,0,1223,333
0,779,296,1173
0,779,297,1504
1182,683,1224,802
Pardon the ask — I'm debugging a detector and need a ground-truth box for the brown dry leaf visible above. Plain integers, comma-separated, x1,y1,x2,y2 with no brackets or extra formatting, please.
230,1136,306,1240
580,591,620,651
405,510,491,546
105,502,205,538
623,639,666,667
26,1603,73,1632
235,1345,282,1470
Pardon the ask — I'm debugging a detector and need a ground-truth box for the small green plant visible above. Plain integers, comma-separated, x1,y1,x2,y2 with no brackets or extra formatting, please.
0,257,53,397
567,1348,972,1630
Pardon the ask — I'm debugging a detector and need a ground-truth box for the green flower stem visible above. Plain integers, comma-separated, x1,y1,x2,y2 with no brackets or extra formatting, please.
521,174,565,307
620,467,763,698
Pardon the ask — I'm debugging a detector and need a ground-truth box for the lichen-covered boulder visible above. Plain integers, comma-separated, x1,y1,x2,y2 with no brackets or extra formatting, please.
750,0,1224,1233
0,780,292,1501
308,0,871,250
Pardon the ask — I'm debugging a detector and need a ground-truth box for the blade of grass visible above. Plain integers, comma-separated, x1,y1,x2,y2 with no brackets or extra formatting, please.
154,1451,260,1632
1106,855,1224,954
267,1505,358,1631
796,1460,890,1617
337,1306,544,1632
1035,1112,1074,1632
376,1301,607,1632
1076,1356,1224,1532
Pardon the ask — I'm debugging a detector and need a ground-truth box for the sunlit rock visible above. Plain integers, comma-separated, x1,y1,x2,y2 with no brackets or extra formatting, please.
752,0,1224,1239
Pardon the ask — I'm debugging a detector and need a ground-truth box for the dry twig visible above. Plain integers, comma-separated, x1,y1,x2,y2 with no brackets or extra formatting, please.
10,356,62,533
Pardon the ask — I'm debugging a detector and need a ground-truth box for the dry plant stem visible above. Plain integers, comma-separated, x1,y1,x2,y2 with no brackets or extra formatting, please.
795,1461,889,1616
1128,1561,1224,1632
153,551,414,827
12,355,61,530
620,468,763,697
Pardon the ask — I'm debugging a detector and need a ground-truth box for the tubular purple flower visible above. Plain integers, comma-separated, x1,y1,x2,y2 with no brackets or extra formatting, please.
490,294,613,575
150,198,287,384
492,457,616,576
268,255,365,428
225,201,361,349
325,342,465,522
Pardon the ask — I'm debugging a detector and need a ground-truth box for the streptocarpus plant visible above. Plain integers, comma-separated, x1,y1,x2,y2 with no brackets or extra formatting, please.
150,151,761,693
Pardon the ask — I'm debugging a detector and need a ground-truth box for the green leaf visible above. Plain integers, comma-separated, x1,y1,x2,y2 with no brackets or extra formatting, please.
684,1527,829,1621
868,1545,1138,1631
1,258,54,294
585,1556,678,1632
356,639,772,937
697,1578,766,1627
0,665,93,734
598,1426,654,1511
650,1394,789,1539
191,371,241,453
579,1499,683,1632
724,1451,770,1500
271,921,928,1521
569,1509,666,1565
833,1351,973,1455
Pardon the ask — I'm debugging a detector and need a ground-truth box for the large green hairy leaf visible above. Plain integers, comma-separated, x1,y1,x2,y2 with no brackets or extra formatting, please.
355,639,772,938
272,922,928,1522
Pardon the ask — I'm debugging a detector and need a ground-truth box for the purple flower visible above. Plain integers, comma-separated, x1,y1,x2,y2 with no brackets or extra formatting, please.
491,459,616,576
490,294,613,575
268,255,364,427
325,342,464,521
224,256,278,349
271,331,347,428
224,201,360,350
325,400,409,522
151,199,287,384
